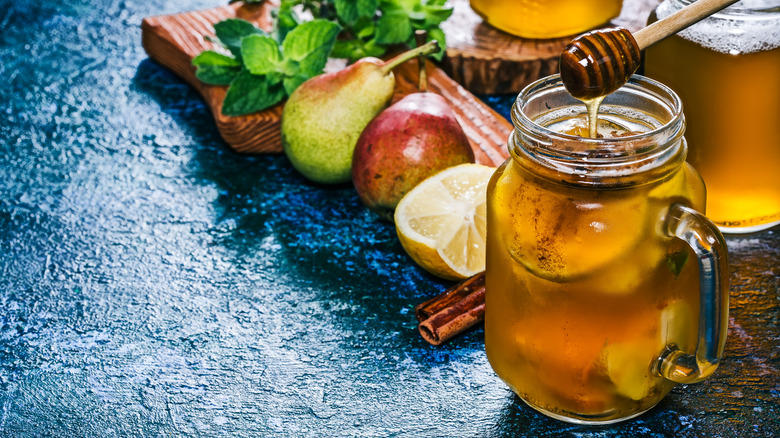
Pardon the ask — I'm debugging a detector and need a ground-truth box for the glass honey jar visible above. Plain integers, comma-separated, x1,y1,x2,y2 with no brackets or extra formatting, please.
645,0,780,233
485,75,730,423
469,0,624,39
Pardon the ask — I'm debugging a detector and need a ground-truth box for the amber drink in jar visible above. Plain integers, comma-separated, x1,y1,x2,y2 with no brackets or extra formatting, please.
485,75,730,423
645,0,780,232
469,0,623,39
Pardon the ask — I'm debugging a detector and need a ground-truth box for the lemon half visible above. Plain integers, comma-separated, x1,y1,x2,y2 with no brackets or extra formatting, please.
394,164,496,280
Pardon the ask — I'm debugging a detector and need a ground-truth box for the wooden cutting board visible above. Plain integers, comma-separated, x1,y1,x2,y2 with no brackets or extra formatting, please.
140,0,512,165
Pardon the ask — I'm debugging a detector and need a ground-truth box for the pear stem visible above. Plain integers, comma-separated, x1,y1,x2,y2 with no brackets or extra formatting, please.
415,30,429,92
380,40,440,76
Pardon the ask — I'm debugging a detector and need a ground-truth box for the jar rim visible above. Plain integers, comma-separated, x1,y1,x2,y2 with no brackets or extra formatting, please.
673,0,780,16
659,0,780,54
510,74,687,187
512,74,684,156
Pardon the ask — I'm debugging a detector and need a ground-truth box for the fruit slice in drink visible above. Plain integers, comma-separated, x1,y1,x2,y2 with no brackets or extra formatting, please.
601,299,696,400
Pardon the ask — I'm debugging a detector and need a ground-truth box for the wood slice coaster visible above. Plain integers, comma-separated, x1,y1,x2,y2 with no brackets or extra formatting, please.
140,1,511,165
440,0,661,95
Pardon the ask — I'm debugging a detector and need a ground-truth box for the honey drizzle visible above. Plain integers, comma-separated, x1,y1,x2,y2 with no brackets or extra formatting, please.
584,96,606,139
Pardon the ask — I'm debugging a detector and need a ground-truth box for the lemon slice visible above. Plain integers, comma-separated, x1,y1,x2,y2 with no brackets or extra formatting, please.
600,301,695,401
492,161,651,283
394,163,496,280
603,342,655,401
660,300,696,352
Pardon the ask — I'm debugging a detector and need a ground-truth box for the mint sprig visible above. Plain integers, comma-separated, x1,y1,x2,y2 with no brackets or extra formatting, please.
214,18,266,59
222,70,286,116
192,51,241,85
194,0,452,116
193,18,340,116
334,0,378,24
283,0,452,62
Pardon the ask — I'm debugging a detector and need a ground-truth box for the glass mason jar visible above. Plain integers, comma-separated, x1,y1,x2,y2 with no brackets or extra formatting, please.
469,0,623,39
645,0,780,233
485,75,730,424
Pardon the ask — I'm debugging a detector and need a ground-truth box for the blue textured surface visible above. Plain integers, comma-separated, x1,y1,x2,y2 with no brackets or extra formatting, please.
1,1,778,436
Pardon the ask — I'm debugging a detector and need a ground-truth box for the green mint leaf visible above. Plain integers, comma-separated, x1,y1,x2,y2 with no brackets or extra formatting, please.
354,17,376,39
276,58,301,77
222,70,286,116
384,0,418,10
666,249,689,278
194,66,241,86
361,37,387,58
357,0,380,17
419,2,453,27
406,8,427,22
335,0,378,24
331,37,386,62
330,40,363,60
214,19,266,59
192,51,242,85
273,1,301,44
282,19,341,77
241,35,283,75
192,50,240,67
335,0,360,23
375,10,412,44
382,0,421,17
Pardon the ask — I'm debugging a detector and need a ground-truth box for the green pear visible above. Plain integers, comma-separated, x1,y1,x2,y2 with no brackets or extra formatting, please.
281,41,440,184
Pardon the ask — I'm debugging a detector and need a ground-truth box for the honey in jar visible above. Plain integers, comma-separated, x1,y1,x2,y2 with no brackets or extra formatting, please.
469,0,623,39
645,0,780,232
485,75,729,423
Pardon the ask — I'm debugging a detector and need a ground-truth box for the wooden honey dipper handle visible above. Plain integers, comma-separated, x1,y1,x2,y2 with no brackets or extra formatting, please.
633,0,739,49
560,0,739,101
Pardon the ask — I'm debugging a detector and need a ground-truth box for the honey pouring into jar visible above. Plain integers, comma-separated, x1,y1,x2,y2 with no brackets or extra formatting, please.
559,0,739,138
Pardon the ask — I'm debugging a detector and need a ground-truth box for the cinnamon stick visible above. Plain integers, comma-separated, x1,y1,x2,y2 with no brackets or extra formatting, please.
415,272,486,345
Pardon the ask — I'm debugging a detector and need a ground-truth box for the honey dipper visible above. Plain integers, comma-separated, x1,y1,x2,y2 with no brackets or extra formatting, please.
560,0,740,100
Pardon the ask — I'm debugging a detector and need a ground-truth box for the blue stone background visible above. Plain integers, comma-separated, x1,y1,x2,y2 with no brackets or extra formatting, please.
0,0,777,436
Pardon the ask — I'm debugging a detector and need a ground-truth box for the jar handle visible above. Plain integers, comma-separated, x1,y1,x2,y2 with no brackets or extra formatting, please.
656,203,729,384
